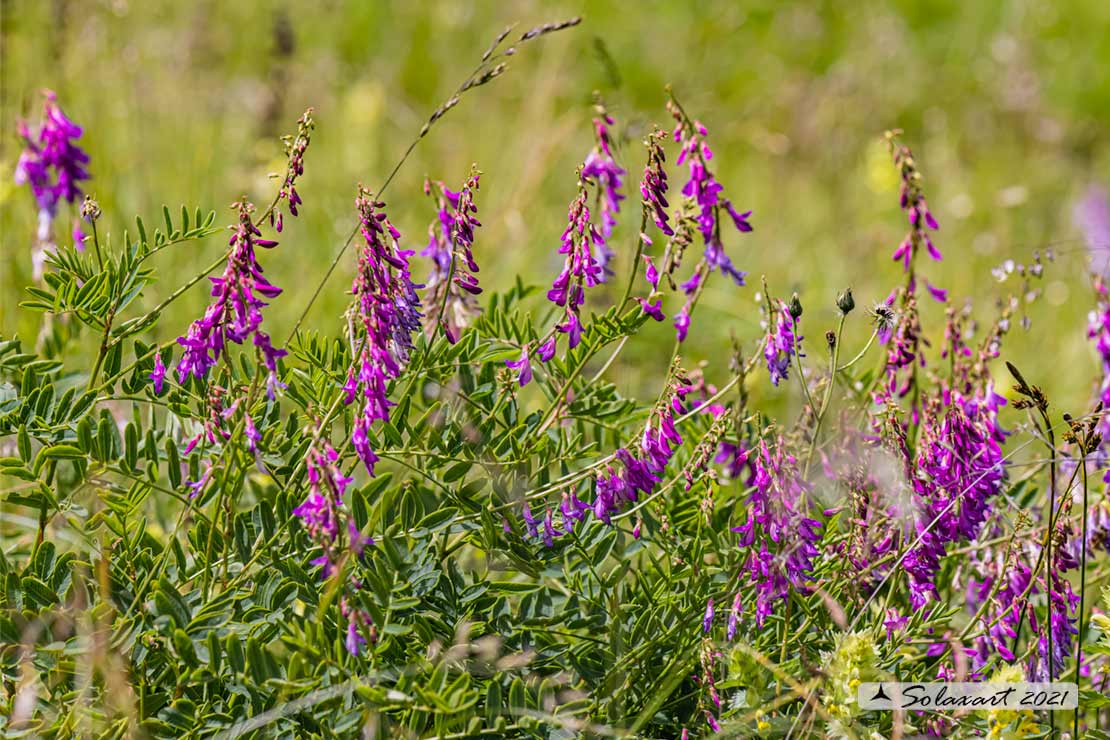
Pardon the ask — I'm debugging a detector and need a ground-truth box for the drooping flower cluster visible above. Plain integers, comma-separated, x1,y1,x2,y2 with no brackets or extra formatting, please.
270,107,315,232
293,432,375,655
520,364,691,546
421,168,483,343
902,397,1007,609
14,89,90,221
886,131,942,281
764,298,800,387
640,128,672,237
580,106,625,272
342,188,422,475
963,536,1078,681
589,385,686,525
668,98,750,287
653,97,752,345
14,90,91,274
731,437,822,628
508,176,604,384
176,200,287,397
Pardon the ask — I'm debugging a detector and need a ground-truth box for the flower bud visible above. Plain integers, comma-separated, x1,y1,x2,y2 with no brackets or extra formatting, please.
837,287,855,315
788,293,803,320
81,194,101,223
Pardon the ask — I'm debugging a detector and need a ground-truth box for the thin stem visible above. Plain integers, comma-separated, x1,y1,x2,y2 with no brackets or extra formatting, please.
90,219,104,271
805,313,845,475
792,319,816,415
618,211,650,309
836,328,877,372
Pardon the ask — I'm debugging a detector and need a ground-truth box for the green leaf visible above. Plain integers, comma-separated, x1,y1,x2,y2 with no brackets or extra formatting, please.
20,576,58,607
42,444,85,460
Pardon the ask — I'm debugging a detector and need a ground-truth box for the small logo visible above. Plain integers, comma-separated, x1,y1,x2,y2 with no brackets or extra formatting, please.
858,682,1078,711
870,684,890,703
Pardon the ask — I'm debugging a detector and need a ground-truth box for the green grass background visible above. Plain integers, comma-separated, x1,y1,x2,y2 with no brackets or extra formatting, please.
3,0,1110,411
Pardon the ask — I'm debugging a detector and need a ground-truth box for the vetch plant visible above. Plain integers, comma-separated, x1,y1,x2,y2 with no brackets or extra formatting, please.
4,16,1110,739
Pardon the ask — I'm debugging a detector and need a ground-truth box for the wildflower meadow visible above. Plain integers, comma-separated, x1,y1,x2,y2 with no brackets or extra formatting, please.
3,3,1110,738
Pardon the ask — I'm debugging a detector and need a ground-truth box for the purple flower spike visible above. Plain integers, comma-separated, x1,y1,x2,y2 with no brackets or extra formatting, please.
640,129,673,237
422,168,483,343
343,187,423,476
541,177,606,363
175,200,285,397
15,90,90,218
581,110,626,245
764,300,799,387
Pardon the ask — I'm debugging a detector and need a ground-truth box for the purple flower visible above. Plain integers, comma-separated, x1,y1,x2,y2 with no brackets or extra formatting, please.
341,598,373,657
542,508,562,548
637,297,665,321
186,464,213,499
175,201,286,395
674,305,691,343
294,436,359,575
732,438,822,626
643,255,660,291
640,129,673,237
723,200,752,232
727,591,742,641
343,188,422,475
924,280,948,303
668,99,753,286
422,169,483,343
522,503,540,540
580,110,626,245
1076,185,1110,274
883,609,909,640
704,237,747,287
764,300,799,387
703,598,715,633
506,344,533,387
271,108,314,227
903,397,1006,609
149,351,167,394
14,90,90,218
541,179,604,362
886,132,941,274
244,414,261,452
345,617,367,655
705,712,721,733
1089,277,1110,439
586,374,688,525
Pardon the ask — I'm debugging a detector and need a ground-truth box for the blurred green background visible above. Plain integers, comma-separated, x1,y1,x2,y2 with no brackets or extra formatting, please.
3,0,1110,410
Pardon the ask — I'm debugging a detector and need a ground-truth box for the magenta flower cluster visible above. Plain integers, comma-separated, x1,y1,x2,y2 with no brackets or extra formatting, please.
293,433,374,655
669,103,750,288
14,89,90,220
342,188,422,476
902,397,1006,609
581,110,626,272
730,438,822,629
521,375,690,547
421,169,483,343
176,201,287,398
764,300,799,387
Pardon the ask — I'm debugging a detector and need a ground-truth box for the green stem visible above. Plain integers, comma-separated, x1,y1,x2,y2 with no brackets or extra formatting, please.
836,328,877,372
1074,437,1091,739
804,313,845,476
